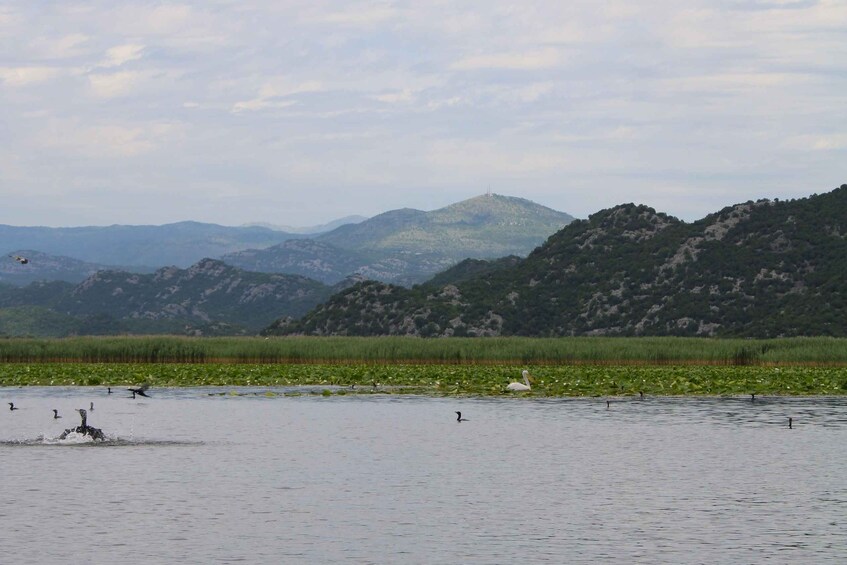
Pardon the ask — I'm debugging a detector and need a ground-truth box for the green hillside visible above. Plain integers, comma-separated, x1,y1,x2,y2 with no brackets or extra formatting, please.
270,184,847,338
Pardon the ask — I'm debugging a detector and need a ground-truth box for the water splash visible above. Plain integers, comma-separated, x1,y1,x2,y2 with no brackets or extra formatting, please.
1,434,202,448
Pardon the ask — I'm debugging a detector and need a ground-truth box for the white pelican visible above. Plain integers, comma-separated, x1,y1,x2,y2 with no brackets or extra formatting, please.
507,370,532,391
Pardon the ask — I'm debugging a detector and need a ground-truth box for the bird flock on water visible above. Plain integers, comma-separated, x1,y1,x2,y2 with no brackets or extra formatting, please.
4,384,152,441
4,369,797,438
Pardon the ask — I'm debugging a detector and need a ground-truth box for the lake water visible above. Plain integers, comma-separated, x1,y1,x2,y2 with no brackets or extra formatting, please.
1,387,846,564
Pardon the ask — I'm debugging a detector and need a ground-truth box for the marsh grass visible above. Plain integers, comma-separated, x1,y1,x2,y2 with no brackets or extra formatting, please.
5,336,847,365
2,336,847,395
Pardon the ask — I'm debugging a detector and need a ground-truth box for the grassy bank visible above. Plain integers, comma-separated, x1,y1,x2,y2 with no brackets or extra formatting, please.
1,363,845,396
5,335,847,365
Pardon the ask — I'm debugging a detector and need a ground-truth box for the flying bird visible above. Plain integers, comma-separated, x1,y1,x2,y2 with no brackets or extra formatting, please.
128,383,151,398
10,255,28,264
506,370,532,392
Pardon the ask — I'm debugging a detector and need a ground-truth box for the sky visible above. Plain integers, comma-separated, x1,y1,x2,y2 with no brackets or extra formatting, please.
1,1,845,228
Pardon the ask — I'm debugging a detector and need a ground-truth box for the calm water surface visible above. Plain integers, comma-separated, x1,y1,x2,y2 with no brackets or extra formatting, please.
1,387,846,564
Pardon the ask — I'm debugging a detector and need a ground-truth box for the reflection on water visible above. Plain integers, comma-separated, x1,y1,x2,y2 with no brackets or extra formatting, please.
1,387,845,564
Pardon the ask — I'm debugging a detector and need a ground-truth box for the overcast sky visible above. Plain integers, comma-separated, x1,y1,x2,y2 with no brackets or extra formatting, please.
1,1,845,228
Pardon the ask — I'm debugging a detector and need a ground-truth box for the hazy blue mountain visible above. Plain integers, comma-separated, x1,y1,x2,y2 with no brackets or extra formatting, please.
317,193,574,258
0,250,149,287
0,221,302,268
244,215,369,234
228,194,575,285
0,195,573,286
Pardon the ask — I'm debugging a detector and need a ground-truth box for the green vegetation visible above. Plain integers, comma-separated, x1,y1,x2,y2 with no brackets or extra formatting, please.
2,336,846,395
276,185,847,338
1,362,844,396
5,335,847,365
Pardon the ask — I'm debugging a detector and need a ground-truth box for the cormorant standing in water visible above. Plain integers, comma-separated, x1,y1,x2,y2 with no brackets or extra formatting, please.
59,409,105,441
128,383,151,398
455,411,468,422
8,402,18,411
53,409,61,419
107,387,112,394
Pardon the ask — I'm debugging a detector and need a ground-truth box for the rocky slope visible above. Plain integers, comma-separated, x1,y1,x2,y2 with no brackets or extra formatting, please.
268,184,847,338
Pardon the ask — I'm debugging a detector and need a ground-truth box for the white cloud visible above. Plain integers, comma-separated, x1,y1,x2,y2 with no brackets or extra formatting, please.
88,71,145,98
100,44,145,68
232,81,324,113
372,89,416,104
308,3,398,27
0,66,60,86
789,134,847,151
34,33,90,59
813,136,847,151
451,48,563,71
139,3,192,34
36,120,182,158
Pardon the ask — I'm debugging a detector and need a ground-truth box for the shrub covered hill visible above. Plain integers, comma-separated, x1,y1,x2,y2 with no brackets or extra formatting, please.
0,259,338,336
266,184,847,338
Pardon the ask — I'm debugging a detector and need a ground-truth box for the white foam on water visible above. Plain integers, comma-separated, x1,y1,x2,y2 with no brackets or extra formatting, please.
42,431,105,445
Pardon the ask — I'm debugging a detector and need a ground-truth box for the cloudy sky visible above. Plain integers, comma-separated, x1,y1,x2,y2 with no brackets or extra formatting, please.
1,1,845,228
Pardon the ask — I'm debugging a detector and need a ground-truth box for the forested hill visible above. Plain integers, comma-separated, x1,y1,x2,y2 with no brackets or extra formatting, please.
267,184,847,338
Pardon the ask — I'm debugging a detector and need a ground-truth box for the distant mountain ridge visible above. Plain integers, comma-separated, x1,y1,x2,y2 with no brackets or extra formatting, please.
243,215,369,233
1,194,574,286
0,250,147,287
0,221,304,269
223,194,575,284
268,184,847,338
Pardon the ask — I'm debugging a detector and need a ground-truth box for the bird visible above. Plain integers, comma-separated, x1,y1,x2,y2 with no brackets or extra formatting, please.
10,255,28,264
455,411,468,422
53,409,61,419
59,408,105,441
128,383,150,398
107,387,112,394
506,370,532,391
90,402,94,411
9,402,19,411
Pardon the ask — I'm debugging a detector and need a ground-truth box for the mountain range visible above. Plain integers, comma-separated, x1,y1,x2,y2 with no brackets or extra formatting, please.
268,184,847,339
1,194,574,287
0,193,573,336
5,184,847,339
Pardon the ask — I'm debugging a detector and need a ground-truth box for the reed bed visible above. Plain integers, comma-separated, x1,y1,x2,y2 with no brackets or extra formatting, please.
4,336,847,365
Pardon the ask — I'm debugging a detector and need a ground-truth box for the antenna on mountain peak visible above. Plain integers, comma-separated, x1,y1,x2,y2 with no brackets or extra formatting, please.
486,186,492,197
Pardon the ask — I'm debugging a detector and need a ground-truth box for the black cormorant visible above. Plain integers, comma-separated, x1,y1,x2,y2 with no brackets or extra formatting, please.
128,383,151,398
59,409,105,441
